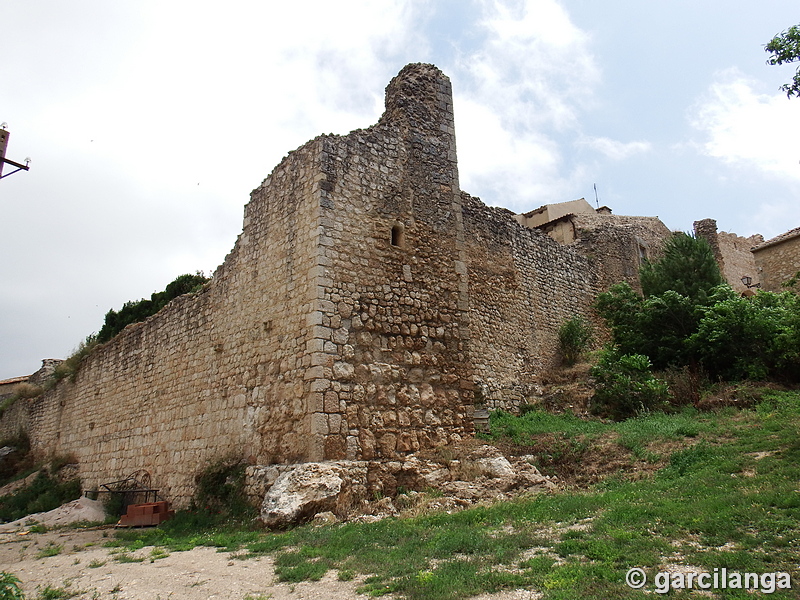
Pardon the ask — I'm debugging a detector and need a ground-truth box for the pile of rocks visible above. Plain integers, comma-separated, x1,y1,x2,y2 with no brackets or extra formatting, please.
249,445,556,528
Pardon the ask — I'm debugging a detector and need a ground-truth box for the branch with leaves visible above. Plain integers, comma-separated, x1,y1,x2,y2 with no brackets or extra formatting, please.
765,24,800,98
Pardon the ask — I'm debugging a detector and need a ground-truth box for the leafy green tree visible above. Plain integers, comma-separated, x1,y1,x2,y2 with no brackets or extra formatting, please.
639,232,723,302
765,24,800,98
596,234,723,371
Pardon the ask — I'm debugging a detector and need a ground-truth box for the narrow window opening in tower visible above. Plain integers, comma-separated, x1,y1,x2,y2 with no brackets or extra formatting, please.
391,223,405,248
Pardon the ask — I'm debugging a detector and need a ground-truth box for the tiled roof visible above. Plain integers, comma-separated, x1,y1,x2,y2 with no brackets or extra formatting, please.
752,226,800,251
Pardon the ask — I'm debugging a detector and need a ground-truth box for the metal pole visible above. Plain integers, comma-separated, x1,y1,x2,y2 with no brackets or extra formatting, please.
0,130,8,179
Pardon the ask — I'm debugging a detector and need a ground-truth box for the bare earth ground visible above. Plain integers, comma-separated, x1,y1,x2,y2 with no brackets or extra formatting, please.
0,527,540,600
1,526,371,600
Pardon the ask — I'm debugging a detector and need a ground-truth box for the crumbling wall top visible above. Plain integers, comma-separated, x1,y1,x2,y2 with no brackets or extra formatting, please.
380,63,454,134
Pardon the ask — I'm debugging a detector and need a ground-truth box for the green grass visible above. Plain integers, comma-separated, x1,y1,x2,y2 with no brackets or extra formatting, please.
34,542,63,559
34,584,79,600
112,552,146,563
0,571,25,600
112,388,800,599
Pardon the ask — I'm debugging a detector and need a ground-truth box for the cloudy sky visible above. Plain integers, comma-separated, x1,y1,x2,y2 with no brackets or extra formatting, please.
2,0,799,379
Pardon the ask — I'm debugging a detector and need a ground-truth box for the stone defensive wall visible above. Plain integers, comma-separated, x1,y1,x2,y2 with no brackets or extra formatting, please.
3,130,327,502
694,219,763,293
462,195,596,411
462,199,671,411
1,64,475,505
1,63,673,505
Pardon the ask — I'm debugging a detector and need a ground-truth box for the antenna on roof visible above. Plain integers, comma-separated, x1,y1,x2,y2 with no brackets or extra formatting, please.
0,126,32,180
593,183,599,208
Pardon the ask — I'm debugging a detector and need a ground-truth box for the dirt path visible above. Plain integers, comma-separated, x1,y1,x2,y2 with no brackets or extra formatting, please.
0,527,370,600
0,527,543,600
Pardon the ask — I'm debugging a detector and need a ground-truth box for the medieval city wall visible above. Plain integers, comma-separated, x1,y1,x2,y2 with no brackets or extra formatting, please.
0,64,477,503
1,64,678,504
6,131,328,504
573,214,672,294
462,195,598,411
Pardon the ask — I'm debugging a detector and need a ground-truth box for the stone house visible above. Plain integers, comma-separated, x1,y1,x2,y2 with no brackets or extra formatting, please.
752,227,800,292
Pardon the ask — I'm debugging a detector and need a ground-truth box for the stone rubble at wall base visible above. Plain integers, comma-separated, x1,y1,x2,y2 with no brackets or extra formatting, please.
251,444,556,527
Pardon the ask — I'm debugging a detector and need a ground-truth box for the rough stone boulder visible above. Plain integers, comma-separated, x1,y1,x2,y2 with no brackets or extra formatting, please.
259,462,367,527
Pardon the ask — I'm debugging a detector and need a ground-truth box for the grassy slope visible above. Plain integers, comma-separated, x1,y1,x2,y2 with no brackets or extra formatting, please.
111,389,800,599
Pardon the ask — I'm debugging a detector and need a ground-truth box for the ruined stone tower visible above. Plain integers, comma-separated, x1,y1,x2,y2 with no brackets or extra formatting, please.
273,62,475,462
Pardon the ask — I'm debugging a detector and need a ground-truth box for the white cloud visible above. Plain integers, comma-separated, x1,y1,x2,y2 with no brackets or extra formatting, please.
455,98,569,203
691,68,800,181
31,1,425,201
578,137,651,161
451,0,599,210
0,0,427,377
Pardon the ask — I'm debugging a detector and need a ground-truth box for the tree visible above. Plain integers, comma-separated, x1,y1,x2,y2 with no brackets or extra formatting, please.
639,232,723,302
97,272,208,342
596,232,724,370
765,24,800,98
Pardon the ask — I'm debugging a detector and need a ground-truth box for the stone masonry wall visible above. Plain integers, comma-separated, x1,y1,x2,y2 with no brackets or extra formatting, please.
0,64,474,503
1,63,678,503
753,229,800,292
11,127,327,505
305,64,474,461
463,195,598,411
573,214,672,295
694,219,762,292
0,398,30,442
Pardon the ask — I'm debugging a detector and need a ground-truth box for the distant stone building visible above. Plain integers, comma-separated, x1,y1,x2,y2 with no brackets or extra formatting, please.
752,227,800,293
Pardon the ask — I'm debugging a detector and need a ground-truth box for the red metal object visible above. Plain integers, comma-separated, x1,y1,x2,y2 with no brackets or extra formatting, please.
117,501,175,527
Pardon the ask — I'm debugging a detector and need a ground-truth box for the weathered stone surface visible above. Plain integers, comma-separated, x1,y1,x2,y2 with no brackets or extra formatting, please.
474,456,515,479
694,218,764,293
752,227,800,293
259,462,368,527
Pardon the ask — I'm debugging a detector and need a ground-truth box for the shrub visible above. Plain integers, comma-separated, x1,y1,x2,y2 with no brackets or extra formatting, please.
97,272,208,343
558,317,593,365
590,347,670,420
192,457,255,522
11,383,42,399
0,572,25,600
0,433,33,487
596,232,800,383
689,290,800,382
661,366,707,407
0,472,81,523
52,334,100,383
